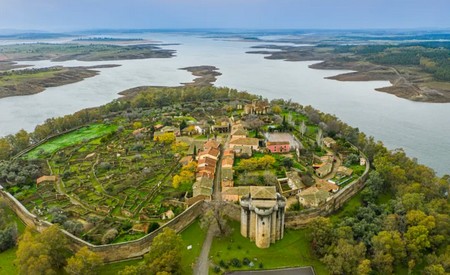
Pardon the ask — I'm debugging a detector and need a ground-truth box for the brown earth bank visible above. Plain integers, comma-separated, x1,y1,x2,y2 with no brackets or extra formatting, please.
0,61,31,71
248,45,450,103
180,65,222,87
0,65,120,99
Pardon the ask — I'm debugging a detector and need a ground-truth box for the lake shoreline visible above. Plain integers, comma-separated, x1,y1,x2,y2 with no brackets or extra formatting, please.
248,46,450,103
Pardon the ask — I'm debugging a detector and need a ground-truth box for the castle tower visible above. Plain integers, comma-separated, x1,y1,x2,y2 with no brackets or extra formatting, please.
240,186,286,248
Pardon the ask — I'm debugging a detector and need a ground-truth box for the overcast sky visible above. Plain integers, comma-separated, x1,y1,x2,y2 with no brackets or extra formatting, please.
1,0,449,31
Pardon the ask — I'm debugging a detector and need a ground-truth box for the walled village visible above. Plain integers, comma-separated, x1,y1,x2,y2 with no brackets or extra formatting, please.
0,90,369,266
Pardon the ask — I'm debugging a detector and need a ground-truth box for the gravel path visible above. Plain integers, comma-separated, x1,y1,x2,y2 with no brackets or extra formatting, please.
193,225,215,275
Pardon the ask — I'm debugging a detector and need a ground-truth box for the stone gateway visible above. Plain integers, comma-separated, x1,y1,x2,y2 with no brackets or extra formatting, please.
240,186,286,248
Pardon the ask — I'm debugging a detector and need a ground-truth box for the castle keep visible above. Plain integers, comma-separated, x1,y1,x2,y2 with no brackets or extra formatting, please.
240,186,286,248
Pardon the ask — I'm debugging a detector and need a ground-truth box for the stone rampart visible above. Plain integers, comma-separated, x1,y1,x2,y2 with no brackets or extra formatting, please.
285,155,370,229
0,189,206,262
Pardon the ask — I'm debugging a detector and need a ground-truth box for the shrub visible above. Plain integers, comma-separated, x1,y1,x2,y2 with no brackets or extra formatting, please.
121,220,133,231
0,224,18,252
51,212,68,224
131,143,144,152
132,154,143,162
213,266,221,273
243,257,250,266
219,260,228,268
63,220,84,236
98,162,112,171
147,222,160,234
230,258,242,268
102,228,118,244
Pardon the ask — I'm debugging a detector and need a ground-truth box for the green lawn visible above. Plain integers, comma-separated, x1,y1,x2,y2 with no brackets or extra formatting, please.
179,219,208,274
24,123,117,159
0,248,18,275
209,221,328,274
0,206,26,275
97,258,143,275
330,192,363,224
99,220,206,275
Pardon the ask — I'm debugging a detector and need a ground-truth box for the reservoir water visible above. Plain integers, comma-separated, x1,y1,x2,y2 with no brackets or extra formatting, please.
0,33,449,175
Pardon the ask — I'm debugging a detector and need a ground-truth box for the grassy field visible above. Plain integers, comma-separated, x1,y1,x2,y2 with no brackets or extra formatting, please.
0,206,26,275
209,221,328,274
24,123,117,159
179,220,208,274
97,258,143,275
0,248,18,275
329,192,363,224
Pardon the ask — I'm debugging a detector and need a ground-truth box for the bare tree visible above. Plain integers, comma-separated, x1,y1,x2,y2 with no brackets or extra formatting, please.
300,120,307,136
316,128,323,147
200,202,231,236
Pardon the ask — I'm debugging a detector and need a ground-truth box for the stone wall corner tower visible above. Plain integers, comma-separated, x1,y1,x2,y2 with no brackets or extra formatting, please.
240,186,286,248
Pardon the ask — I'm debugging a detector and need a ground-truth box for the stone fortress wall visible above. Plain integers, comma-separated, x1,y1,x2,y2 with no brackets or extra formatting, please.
2,120,370,262
285,155,371,228
0,189,206,262
0,154,369,262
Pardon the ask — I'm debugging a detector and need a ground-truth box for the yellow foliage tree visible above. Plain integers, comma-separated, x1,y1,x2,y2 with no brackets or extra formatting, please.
172,175,182,189
272,105,282,114
65,246,102,275
172,161,197,188
171,141,189,154
16,225,69,275
154,132,176,145
132,121,143,129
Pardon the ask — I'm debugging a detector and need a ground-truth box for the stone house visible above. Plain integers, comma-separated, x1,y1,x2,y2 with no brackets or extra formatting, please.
203,139,221,151
298,186,330,208
197,148,220,161
316,180,339,193
221,168,234,188
244,100,270,115
221,186,250,202
229,137,259,151
233,146,252,158
337,166,353,177
230,125,248,140
266,141,290,153
315,162,333,178
192,177,214,199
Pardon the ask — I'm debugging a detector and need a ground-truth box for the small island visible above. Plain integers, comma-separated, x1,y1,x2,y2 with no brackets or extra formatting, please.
180,65,222,87
0,65,119,99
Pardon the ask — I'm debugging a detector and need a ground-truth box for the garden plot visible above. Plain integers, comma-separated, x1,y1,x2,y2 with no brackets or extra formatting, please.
15,122,186,244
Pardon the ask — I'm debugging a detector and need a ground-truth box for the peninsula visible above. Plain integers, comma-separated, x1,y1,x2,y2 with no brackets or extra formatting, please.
247,41,450,103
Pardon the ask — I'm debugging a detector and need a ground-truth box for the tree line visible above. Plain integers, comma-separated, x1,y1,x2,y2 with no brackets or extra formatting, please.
0,86,257,161
13,223,183,275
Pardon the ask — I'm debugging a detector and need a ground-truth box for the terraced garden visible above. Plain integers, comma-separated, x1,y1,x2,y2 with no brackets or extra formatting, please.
18,121,186,244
